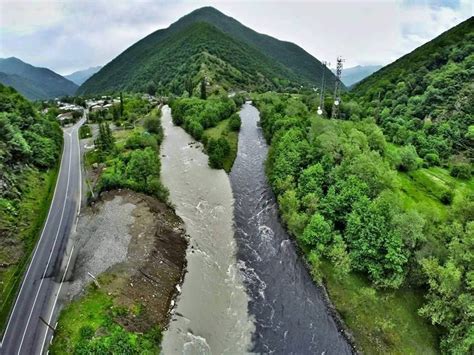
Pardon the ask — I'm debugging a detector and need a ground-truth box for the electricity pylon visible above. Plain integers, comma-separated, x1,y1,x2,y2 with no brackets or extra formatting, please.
331,56,344,119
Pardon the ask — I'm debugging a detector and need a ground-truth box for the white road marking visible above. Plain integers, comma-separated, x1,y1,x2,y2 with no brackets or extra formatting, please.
1,125,69,348
39,245,75,354
17,133,73,355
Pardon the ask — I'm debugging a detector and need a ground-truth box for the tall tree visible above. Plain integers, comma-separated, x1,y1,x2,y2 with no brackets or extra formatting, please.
200,78,207,100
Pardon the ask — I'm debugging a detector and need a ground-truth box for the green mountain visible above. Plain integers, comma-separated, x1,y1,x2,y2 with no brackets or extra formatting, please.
0,57,77,100
0,72,49,100
78,7,337,95
65,65,102,85
351,17,474,161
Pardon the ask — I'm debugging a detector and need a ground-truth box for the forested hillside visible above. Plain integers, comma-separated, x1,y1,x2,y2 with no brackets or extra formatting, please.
0,57,78,100
351,17,473,164
249,18,473,354
0,84,63,329
78,7,337,95
254,90,472,354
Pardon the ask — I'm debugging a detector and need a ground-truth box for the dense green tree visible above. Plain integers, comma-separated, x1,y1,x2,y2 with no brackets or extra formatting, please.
200,78,207,100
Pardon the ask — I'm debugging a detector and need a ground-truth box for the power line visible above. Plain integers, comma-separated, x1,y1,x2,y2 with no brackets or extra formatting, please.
317,61,330,116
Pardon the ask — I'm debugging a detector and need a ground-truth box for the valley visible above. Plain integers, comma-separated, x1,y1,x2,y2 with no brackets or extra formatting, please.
0,4,472,355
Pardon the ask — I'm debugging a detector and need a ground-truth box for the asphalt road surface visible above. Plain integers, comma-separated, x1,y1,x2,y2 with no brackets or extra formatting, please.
1,116,84,355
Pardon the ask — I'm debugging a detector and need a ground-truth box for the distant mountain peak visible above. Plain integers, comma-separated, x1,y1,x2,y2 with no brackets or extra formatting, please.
79,6,338,95
0,57,77,100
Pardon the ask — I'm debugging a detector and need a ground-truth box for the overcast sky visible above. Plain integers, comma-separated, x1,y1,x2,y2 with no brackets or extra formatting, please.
0,0,472,75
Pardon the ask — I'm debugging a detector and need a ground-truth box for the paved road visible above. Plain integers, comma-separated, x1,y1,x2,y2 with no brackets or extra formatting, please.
0,116,84,355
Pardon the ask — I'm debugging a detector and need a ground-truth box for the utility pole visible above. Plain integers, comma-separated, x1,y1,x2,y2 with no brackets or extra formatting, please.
317,61,330,116
331,56,344,119
39,316,56,333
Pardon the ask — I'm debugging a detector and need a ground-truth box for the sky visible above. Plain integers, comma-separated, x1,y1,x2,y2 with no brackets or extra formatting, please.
0,0,472,75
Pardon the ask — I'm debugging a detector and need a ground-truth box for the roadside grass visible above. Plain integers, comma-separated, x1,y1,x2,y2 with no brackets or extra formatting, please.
0,167,59,335
320,262,440,354
50,274,162,354
203,118,238,172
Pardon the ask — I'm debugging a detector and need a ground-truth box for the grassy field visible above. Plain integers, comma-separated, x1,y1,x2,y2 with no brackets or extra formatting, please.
321,262,440,354
0,167,59,335
318,166,472,354
397,166,473,221
203,118,239,172
50,274,161,354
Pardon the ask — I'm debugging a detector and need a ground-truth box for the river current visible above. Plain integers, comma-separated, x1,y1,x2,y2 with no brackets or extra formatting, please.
161,103,351,354
229,103,351,354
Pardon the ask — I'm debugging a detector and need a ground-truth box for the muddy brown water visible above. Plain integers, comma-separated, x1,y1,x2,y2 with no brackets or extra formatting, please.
160,105,254,354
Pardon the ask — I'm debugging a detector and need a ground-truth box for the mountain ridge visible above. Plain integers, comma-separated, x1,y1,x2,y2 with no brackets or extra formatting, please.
0,57,78,100
78,7,338,95
65,66,102,85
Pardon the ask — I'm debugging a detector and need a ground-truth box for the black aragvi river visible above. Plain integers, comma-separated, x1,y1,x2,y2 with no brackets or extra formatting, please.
230,103,352,354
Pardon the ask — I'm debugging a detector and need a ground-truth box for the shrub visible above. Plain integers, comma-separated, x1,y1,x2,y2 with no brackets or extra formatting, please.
229,113,241,131
143,115,162,135
398,144,420,172
207,137,230,169
450,163,471,179
125,132,158,150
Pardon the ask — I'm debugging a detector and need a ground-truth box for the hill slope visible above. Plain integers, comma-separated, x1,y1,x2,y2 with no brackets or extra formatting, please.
351,17,473,161
79,7,337,95
336,65,382,87
65,66,102,85
0,57,77,100
0,72,49,100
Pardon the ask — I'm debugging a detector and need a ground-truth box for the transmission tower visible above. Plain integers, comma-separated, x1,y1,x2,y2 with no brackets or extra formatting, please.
317,61,329,116
331,56,344,119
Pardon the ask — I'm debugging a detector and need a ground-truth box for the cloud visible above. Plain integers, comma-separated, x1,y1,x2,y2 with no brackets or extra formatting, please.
0,0,471,75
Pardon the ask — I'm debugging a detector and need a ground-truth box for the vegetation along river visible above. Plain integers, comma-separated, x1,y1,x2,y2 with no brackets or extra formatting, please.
160,105,254,354
229,103,352,354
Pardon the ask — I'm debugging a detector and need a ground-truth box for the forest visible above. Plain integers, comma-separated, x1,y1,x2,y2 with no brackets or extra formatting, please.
0,84,63,331
253,89,472,354
78,7,338,97
169,94,244,171
350,18,473,167
85,97,168,202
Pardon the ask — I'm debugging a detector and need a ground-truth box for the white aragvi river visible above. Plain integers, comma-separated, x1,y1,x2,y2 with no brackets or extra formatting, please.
160,105,254,354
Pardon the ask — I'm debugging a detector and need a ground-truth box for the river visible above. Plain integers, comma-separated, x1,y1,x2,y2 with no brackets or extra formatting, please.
160,105,254,354
229,103,352,354
161,103,351,354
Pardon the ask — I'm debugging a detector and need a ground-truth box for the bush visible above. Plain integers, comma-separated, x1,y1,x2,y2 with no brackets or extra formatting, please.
398,144,420,172
143,115,162,135
424,152,440,166
229,113,241,131
125,132,158,150
207,137,230,169
79,124,92,139
450,163,471,179
440,190,454,205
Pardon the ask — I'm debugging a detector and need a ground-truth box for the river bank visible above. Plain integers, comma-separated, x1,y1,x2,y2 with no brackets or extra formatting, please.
50,189,187,353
